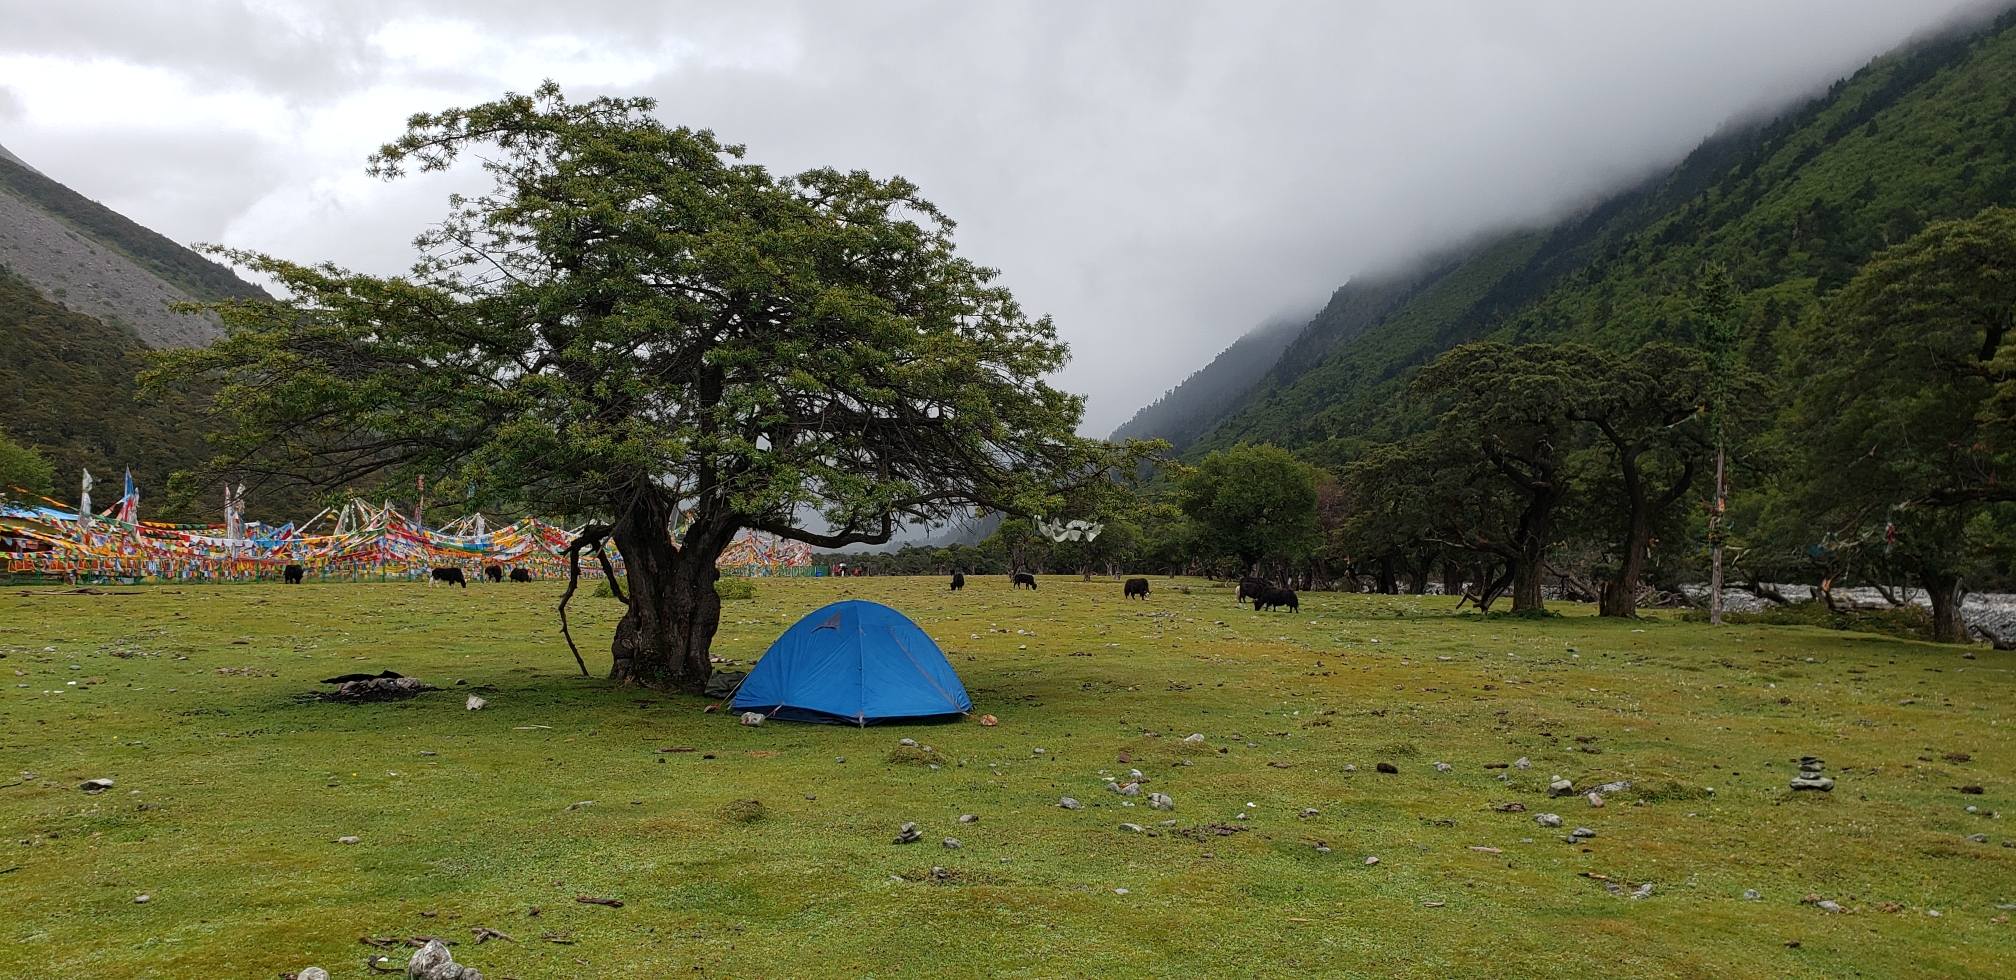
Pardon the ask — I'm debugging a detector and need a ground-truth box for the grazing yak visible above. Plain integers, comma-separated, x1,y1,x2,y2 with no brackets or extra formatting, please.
1011,572,1038,590
1256,587,1299,612
482,565,505,583
282,564,304,585
1124,577,1150,600
509,567,532,583
950,572,966,591
430,566,468,588
1237,577,1271,605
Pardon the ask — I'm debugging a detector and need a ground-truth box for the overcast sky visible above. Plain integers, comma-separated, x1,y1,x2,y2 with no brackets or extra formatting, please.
0,1,2002,434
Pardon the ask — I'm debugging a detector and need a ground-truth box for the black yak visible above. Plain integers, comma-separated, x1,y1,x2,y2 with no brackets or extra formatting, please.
950,572,966,591
1011,572,1037,590
1124,577,1150,600
430,567,467,588
282,564,304,585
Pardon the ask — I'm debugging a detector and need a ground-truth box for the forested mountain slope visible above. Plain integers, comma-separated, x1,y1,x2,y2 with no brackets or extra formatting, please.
1191,12,2016,464
0,271,212,506
0,143,266,348
1108,314,1303,450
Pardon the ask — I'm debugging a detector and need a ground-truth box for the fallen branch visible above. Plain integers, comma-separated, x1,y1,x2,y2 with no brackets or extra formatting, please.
472,927,514,944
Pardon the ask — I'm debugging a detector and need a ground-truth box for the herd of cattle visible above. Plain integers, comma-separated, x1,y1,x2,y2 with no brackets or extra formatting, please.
278,564,533,587
953,570,1298,611
275,563,1297,609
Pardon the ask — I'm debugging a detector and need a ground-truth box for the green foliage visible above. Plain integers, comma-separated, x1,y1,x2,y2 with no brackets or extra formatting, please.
0,272,219,518
1175,443,1319,572
0,425,54,495
716,578,757,601
1777,206,2016,639
1680,598,1935,642
149,84,1135,686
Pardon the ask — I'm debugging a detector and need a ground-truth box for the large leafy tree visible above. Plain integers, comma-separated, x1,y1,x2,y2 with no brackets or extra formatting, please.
1174,443,1319,581
1568,343,1717,618
1783,206,2016,642
1405,344,1596,612
154,85,1117,691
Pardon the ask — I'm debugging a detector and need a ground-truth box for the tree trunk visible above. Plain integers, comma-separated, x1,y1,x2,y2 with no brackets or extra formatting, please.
1601,509,1651,618
1441,558,1463,597
1377,555,1398,595
608,491,731,694
1923,568,1968,645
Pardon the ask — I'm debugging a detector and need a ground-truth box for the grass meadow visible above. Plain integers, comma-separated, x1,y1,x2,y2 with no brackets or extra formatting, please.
0,574,2011,979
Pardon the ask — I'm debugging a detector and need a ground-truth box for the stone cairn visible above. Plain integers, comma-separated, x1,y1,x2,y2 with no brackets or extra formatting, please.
1789,756,1834,791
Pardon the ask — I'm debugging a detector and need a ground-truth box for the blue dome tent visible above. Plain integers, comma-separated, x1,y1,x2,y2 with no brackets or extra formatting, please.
731,600,973,725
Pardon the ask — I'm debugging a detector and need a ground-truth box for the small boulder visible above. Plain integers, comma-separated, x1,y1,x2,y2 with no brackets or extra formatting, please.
1570,827,1595,839
80,778,115,794
894,823,923,844
1587,793,1605,808
406,938,482,980
1534,813,1563,828
958,814,979,824
1433,762,1452,773
1595,780,1631,794
740,712,764,727
336,836,361,845
465,695,487,710
899,738,918,747
133,894,150,904
1548,779,1575,797
1183,733,1206,744
941,837,962,849
1514,757,1531,770
1743,889,1761,900
1059,797,1083,810
1118,823,1144,833
1148,793,1174,811
299,969,330,980
1364,856,1380,866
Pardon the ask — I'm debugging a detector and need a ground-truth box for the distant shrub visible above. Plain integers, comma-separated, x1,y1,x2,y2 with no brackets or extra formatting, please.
1681,600,1934,641
717,578,757,600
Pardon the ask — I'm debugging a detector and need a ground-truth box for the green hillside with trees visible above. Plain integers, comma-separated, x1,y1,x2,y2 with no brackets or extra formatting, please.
0,272,216,514
859,11,2016,648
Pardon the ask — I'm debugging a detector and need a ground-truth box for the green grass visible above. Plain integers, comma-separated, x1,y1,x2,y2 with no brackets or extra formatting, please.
1,576,2011,979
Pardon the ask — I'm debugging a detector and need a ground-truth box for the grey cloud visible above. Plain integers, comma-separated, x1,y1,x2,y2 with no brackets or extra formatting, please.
0,1,2005,431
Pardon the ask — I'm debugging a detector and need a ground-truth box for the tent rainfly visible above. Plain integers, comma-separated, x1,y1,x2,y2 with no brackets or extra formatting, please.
731,600,972,725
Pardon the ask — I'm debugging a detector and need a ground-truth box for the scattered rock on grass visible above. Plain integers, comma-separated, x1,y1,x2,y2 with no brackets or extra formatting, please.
1570,827,1595,839
407,938,483,979
80,779,114,794
1534,813,1562,828
1148,793,1174,811
1118,823,1144,833
336,836,361,845
1587,793,1605,808
298,968,330,980
1060,797,1083,810
958,814,979,824
1514,757,1532,770
1743,889,1761,900
1364,856,1379,866
942,838,961,849
465,695,487,711
133,894,149,904
1376,763,1399,774
894,823,923,844
1548,779,1575,797
740,712,764,727
1433,762,1452,772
